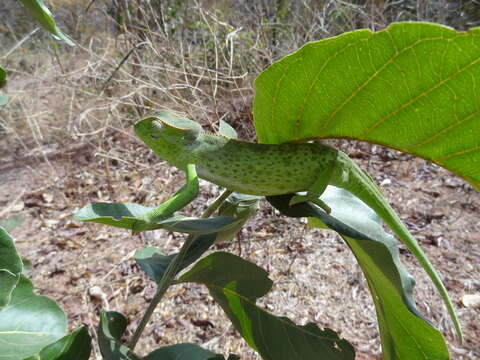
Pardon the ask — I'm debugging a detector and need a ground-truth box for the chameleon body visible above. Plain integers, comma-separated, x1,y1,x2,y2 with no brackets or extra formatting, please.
134,110,462,340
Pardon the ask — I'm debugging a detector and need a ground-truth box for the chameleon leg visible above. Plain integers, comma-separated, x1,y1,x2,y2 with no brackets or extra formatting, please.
289,166,335,214
134,164,199,232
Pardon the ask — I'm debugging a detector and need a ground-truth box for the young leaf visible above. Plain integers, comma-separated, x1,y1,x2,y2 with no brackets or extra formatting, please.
0,227,23,308
254,22,480,191
218,120,238,139
266,189,449,359
18,0,74,46
74,202,237,234
215,193,261,243
98,311,141,360
0,276,67,360
135,234,216,284
179,252,355,360
23,326,92,360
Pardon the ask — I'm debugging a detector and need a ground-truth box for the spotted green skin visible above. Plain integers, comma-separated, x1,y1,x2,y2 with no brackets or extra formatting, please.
134,112,338,195
134,111,461,341
193,137,339,195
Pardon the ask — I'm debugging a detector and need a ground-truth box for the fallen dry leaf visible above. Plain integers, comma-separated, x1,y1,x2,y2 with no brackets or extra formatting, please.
461,294,480,308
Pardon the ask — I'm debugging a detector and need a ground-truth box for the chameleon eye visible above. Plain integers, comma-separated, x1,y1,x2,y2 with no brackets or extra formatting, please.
148,121,164,139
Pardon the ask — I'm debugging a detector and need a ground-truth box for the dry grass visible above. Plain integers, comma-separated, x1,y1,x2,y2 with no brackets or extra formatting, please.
2,0,479,140
1,0,480,359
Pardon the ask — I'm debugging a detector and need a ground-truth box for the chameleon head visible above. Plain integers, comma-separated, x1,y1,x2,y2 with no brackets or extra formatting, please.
134,110,202,166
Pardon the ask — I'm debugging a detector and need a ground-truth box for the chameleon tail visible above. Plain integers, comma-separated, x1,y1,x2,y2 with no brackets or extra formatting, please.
334,153,463,342
387,211,463,343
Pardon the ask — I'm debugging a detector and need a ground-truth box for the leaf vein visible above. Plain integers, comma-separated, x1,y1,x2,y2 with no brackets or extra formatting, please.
436,145,480,162
318,36,450,134
361,42,480,138
408,109,480,150
295,36,369,136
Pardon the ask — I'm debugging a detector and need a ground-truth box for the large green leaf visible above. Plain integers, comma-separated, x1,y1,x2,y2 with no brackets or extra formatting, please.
0,227,23,308
254,22,480,191
18,0,74,46
74,202,236,234
0,276,67,360
179,252,355,360
0,230,92,359
266,188,449,360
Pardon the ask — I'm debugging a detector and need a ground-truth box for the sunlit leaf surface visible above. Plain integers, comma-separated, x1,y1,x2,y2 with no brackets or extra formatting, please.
254,23,480,190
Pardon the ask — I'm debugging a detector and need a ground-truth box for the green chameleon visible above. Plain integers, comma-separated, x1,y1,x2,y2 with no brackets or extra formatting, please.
134,110,462,341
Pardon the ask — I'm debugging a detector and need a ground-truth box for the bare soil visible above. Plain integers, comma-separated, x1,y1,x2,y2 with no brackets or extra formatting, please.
1,130,479,360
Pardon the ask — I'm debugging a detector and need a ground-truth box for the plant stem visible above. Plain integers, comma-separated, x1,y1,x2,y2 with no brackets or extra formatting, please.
128,189,232,350
128,235,194,349
201,190,233,219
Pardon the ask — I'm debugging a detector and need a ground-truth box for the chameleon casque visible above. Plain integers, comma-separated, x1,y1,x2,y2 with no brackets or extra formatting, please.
134,110,462,340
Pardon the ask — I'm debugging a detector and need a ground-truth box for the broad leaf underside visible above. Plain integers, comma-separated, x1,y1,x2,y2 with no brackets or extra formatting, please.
254,22,480,190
